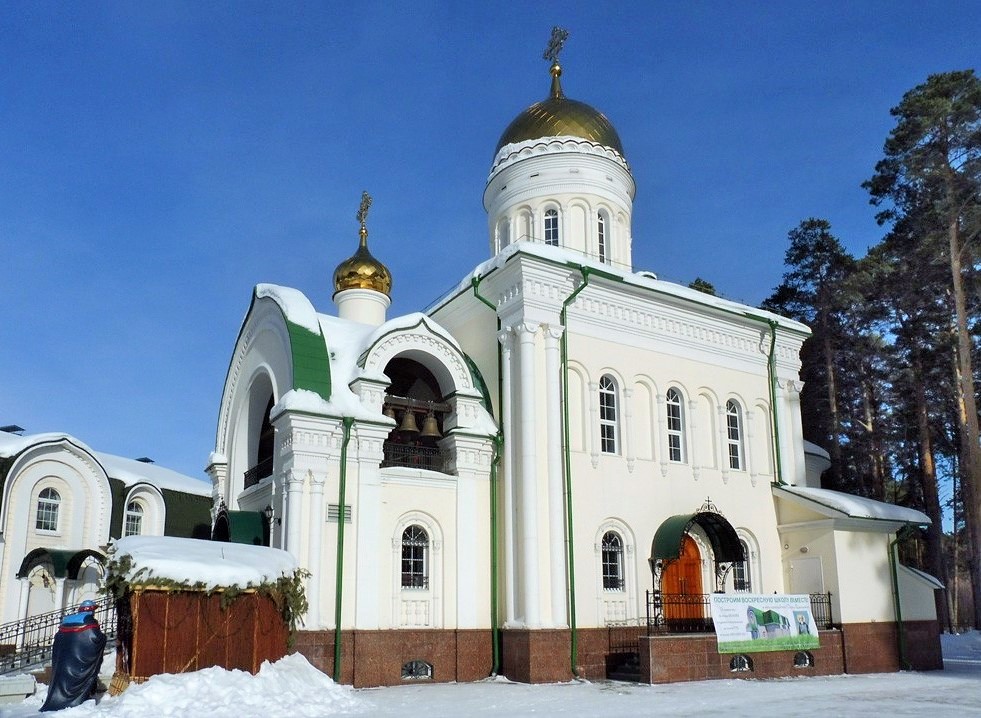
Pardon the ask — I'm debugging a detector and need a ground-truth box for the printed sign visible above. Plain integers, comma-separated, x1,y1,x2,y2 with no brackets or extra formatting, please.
709,594,820,654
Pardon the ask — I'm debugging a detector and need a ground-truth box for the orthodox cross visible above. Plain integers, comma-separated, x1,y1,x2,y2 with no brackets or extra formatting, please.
542,26,569,64
357,191,372,240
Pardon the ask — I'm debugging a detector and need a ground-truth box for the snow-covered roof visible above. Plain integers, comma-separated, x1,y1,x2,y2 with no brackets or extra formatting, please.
0,431,209,495
111,536,298,590
428,241,810,335
802,440,830,460
255,283,321,333
774,485,931,526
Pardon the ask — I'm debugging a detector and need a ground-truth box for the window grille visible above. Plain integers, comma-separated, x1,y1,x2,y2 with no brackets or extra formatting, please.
726,400,743,470
729,654,753,672
599,375,618,454
794,651,814,668
401,659,433,680
597,213,608,264
544,209,559,246
666,389,685,462
124,501,144,537
401,525,429,589
733,540,751,591
601,532,624,590
35,488,60,532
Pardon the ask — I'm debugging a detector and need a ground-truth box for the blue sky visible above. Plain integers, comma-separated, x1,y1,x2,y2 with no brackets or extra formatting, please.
2,2,978,482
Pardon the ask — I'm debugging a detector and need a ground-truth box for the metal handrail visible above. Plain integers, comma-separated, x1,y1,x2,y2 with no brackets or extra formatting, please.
0,603,116,675
644,591,835,635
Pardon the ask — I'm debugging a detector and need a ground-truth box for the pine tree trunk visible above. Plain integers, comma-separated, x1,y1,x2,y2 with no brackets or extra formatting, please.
823,329,843,490
947,214,981,629
912,352,950,630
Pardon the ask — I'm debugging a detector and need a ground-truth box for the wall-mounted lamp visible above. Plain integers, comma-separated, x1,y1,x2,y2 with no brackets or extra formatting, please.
799,546,809,554
263,505,281,526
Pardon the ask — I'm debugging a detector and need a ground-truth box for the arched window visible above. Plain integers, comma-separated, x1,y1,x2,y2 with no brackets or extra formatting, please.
733,539,751,591
599,375,619,454
544,208,559,246
726,400,743,470
401,525,429,589
498,217,510,249
597,213,608,264
601,531,624,590
666,389,686,463
36,488,60,532
124,501,144,537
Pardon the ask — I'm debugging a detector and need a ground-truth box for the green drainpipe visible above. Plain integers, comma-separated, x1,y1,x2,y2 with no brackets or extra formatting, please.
333,417,354,682
471,276,503,676
560,267,592,677
764,319,785,485
889,525,915,670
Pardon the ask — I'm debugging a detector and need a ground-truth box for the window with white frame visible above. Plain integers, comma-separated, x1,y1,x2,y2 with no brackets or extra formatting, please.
597,213,608,264
544,208,559,246
599,375,619,454
401,525,429,589
35,488,60,532
124,501,144,537
601,531,625,590
666,388,686,462
733,539,751,591
726,400,743,470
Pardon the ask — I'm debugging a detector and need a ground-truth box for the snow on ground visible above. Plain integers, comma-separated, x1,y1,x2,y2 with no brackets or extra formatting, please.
3,634,981,717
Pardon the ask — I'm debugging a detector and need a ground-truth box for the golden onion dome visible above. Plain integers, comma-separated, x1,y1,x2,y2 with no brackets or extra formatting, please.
494,60,624,157
332,192,392,297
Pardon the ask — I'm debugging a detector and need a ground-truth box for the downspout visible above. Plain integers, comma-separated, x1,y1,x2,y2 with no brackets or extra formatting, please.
560,266,592,677
471,276,502,676
889,525,915,670
764,319,786,485
332,417,354,682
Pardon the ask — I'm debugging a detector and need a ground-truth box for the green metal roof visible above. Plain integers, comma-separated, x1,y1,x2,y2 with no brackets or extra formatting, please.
161,489,213,539
285,318,331,401
651,512,744,563
215,510,267,546
17,548,106,579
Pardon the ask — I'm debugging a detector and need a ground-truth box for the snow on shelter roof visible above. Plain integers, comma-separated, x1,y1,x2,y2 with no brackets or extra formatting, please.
774,485,931,526
0,431,209,495
111,536,298,590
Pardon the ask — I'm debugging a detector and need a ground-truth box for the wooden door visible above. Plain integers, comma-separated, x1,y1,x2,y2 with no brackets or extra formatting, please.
661,536,703,621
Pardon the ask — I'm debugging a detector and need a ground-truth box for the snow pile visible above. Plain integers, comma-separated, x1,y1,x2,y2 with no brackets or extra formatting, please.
111,536,298,590
255,284,321,333
3,653,362,718
95,452,210,495
942,630,981,662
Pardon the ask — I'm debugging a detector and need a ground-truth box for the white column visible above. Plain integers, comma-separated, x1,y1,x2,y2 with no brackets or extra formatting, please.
54,577,67,612
17,579,30,625
543,324,567,627
787,380,806,484
285,470,304,558
516,321,541,627
623,386,635,473
498,328,517,624
718,404,730,484
306,471,326,627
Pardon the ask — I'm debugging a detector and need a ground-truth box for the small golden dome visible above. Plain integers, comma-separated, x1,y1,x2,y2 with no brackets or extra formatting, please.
332,192,392,297
495,60,624,157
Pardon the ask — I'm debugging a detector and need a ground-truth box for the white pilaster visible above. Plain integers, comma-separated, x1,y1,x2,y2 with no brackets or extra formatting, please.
306,471,326,627
498,328,517,624
285,469,304,557
543,324,567,627
516,321,541,627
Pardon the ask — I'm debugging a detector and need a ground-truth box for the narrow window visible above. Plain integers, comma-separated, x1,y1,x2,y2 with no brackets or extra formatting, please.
124,501,144,537
36,488,60,532
498,218,510,249
544,208,559,246
733,539,751,591
666,389,686,463
726,400,743,470
401,525,429,589
601,531,624,590
597,213,608,264
599,375,618,454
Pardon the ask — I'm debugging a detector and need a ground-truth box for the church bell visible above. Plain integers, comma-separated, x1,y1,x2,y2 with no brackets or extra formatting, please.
420,411,442,439
398,410,420,434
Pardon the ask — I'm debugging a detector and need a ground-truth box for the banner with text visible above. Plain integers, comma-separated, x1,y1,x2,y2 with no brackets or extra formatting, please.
709,594,820,654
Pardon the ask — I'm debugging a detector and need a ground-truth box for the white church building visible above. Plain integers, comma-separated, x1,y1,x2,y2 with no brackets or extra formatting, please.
205,43,943,686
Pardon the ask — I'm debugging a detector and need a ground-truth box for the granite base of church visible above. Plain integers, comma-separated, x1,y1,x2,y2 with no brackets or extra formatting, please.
294,620,941,687
639,620,942,684
293,629,492,688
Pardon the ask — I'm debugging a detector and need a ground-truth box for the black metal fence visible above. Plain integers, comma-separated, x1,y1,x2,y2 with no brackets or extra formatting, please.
645,591,835,635
381,442,447,473
0,602,116,675
243,456,273,489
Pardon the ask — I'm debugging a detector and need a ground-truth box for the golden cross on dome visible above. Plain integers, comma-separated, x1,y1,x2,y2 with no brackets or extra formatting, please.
356,191,372,231
542,26,569,64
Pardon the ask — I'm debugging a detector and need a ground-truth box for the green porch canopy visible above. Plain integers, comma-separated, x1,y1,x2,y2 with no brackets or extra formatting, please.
650,511,744,564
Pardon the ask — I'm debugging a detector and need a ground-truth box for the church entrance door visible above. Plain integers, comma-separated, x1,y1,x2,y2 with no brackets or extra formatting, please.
661,535,702,622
